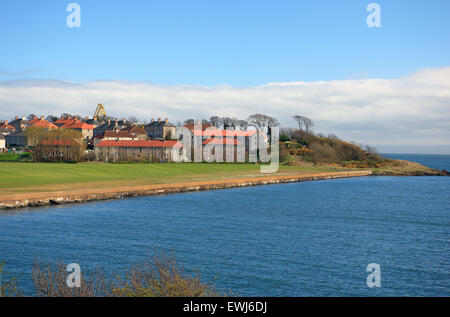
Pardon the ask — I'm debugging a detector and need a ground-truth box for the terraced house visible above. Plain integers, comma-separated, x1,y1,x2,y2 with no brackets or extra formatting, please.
144,118,176,140
95,139,182,162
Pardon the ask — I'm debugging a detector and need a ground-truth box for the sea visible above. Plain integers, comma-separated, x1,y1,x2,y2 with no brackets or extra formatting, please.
0,154,449,296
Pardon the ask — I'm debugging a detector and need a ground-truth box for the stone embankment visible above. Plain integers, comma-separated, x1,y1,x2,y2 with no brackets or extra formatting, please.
0,170,372,210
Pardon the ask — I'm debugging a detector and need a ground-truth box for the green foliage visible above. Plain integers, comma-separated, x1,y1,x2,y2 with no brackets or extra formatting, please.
0,153,20,161
283,129,383,167
279,133,290,142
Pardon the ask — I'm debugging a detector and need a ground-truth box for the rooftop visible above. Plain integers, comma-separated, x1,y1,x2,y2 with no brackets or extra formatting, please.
97,140,182,148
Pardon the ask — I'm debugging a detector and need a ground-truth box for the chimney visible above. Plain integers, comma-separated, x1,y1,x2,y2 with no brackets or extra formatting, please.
41,116,44,120
115,118,118,124
157,118,161,122
94,115,97,121
15,116,18,120
108,118,111,124
151,118,154,122
165,118,168,122
85,116,89,120
4,120,7,125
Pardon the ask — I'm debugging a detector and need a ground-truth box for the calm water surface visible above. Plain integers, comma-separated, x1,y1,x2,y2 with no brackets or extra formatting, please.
0,154,449,296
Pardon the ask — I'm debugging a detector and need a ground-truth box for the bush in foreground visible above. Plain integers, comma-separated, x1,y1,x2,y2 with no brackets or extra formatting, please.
28,252,227,297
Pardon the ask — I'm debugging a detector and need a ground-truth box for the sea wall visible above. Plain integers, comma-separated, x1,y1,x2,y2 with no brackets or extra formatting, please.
0,170,372,210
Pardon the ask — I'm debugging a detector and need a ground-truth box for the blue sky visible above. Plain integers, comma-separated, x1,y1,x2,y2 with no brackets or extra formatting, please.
1,0,450,85
0,1,449,153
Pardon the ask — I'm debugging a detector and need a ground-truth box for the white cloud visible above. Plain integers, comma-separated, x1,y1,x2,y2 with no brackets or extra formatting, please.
1,67,449,152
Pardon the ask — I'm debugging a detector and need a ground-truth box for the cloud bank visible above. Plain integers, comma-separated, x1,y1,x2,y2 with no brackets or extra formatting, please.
1,67,449,152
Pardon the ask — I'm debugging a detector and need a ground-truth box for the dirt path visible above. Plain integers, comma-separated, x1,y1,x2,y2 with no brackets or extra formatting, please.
0,170,372,210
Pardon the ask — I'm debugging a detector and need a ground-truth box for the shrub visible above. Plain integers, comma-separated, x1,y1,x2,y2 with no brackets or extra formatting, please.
112,252,226,297
29,252,227,297
0,260,21,297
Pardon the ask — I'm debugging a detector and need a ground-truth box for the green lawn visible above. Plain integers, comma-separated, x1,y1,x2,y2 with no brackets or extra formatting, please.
0,162,348,195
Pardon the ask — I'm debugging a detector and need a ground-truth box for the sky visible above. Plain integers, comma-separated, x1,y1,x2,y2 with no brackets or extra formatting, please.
1,0,449,153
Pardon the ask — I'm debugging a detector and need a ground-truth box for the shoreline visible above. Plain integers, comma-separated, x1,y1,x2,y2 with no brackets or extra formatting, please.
0,170,372,211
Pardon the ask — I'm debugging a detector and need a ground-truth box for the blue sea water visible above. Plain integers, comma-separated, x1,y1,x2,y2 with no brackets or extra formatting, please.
0,154,449,296
381,153,450,171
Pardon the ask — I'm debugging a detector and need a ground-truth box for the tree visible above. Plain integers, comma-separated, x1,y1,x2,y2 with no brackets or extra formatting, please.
222,117,237,129
30,128,85,162
46,115,59,123
209,116,222,128
247,114,268,130
293,115,314,133
247,114,279,129
247,114,279,139
128,116,139,124
26,126,47,146
237,120,248,130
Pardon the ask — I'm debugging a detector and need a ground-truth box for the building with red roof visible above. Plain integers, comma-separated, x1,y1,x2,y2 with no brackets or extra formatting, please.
202,137,247,162
30,117,58,130
60,119,95,139
0,120,16,135
93,130,136,146
202,138,243,146
95,139,182,162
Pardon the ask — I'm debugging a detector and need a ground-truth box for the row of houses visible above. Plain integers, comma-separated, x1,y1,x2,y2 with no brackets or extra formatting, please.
0,115,267,162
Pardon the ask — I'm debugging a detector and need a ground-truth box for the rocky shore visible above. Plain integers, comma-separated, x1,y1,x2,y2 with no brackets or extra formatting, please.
0,170,372,210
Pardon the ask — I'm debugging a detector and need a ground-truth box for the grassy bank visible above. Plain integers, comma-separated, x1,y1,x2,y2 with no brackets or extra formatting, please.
0,162,350,195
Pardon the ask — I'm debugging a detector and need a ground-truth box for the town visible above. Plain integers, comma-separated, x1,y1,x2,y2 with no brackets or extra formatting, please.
0,104,272,163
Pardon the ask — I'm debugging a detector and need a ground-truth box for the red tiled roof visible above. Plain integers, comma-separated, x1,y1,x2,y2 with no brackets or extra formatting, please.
192,129,261,138
65,121,94,130
203,138,243,145
60,119,81,128
54,117,73,124
0,121,15,131
31,119,58,129
97,140,182,148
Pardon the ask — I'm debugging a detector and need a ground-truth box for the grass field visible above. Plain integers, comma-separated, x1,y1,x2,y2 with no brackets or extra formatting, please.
0,162,349,195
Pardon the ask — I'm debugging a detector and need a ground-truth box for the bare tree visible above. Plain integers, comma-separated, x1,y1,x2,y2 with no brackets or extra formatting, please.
247,114,279,129
237,120,248,130
247,113,279,139
46,115,58,123
209,116,222,128
128,116,139,124
293,115,314,133
247,114,267,129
